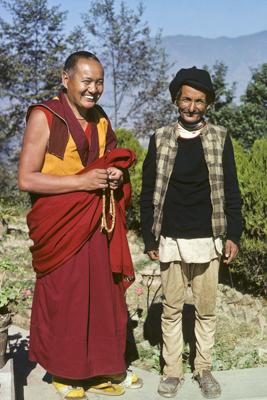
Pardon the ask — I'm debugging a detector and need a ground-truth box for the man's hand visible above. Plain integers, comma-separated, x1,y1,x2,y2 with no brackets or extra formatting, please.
223,239,239,264
107,167,123,190
81,169,108,191
147,249,159,260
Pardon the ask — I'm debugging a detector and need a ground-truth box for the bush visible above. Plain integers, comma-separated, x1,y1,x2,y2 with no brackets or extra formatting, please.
0,165,30,211
231,238,267,294
234,138,267,240
115,128,146,230
231,138,267,294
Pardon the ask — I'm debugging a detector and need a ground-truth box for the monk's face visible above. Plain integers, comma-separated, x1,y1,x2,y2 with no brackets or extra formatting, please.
176,85,208,124
62,57,104,113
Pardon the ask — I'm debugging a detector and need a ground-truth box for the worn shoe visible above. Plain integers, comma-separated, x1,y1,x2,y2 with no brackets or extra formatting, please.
194,370,221,399
158,376,183,398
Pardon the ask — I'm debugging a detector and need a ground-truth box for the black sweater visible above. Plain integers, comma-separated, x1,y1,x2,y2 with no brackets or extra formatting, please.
140,132,242,252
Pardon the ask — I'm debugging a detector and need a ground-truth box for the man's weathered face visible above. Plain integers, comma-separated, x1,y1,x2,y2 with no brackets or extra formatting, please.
176,85,208,124
62,57,104,112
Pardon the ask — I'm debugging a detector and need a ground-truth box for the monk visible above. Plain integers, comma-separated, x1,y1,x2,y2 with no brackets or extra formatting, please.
18,51,142,399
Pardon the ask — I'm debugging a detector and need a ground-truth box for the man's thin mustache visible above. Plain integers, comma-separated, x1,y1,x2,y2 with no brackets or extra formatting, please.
183,110,202,115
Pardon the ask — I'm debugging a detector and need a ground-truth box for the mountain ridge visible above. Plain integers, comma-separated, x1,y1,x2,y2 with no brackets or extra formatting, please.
161,30,267,100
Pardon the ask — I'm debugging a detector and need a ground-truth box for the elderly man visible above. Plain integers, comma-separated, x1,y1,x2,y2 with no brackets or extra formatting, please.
19,51,141,399
140,66,242,398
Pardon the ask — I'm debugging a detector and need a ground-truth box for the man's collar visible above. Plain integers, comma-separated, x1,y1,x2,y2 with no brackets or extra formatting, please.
178,117,206,131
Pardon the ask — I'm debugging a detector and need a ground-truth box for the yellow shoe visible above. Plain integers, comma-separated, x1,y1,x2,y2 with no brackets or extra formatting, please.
52,380,86,399
121,370,143,389
103,369,143,389
86,381,125,396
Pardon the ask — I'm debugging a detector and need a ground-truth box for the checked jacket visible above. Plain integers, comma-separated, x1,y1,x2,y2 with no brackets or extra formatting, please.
152,121,227,241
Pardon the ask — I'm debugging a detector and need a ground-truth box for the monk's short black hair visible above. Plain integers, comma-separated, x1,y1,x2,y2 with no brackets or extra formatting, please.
63,51,101,72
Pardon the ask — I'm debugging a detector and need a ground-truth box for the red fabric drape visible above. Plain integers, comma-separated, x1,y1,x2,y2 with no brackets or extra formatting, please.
27,148,136,287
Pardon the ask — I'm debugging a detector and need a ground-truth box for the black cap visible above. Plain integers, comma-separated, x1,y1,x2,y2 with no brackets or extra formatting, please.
169,66,215,103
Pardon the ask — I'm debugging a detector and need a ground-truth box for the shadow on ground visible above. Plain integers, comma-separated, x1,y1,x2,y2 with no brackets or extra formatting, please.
8,333,51,400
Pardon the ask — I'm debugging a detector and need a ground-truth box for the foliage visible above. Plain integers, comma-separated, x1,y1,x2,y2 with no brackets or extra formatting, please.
213,317,263,370
0,165,30,209
0,196,29,222
0,0,68,141
205,61,236,114
220,102,266,149
135,341,161,373
0,204,34,317
231,238,267,294
230,139,267,294
81,0,172,132
236,63,267,147
0,0,72,202
0,0,64,197
0,258,24,312
233,138,267,240
242,63,267,106
132,49,176,137
206,62,267,148
116,128,146,229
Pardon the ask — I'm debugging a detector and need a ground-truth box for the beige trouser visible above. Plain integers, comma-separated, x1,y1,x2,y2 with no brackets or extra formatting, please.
160,258,220,379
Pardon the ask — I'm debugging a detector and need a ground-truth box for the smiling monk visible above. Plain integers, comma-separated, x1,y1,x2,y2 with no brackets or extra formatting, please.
18,51,141,399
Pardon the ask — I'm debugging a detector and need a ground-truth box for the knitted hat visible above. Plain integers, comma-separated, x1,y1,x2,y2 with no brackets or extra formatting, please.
169,66,215,103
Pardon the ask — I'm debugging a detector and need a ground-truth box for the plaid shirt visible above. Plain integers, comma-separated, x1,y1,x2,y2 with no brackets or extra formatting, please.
152,121,227,240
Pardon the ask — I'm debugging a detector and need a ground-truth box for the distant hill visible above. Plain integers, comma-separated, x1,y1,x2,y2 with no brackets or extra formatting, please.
161,31,267,101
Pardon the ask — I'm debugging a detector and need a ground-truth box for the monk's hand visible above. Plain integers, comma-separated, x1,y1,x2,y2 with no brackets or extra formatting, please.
82,169,108,191
223,239,239,264
147,249,159,261
107,167,123,190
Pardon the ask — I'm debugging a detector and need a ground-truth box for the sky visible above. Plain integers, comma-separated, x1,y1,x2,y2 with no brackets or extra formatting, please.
1,0,266,38
48,0,266,38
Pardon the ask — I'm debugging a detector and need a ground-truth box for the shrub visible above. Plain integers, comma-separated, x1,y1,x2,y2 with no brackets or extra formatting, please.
231,138,267,294
231,238,267,294
234,138,267,240
116,128,146,229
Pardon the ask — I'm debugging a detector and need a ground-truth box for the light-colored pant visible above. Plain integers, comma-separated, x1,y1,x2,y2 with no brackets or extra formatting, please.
160,258,220,378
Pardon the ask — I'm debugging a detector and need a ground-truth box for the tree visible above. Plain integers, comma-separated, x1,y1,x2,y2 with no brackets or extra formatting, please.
132,49,177,137
205,62,267,148
235,64,267,147
242,63,267,107
227,65,267,148
0,0,68,142
0,0,70,203
223,102,266,148
204,61,236,123
81,0,172,133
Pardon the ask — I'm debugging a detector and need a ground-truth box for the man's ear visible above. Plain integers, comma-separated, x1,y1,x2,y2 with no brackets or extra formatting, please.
61,70,69,89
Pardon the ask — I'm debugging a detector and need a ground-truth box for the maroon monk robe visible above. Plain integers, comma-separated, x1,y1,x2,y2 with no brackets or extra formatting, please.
27,148,136,286
29,227,128,379
28,110,134,379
